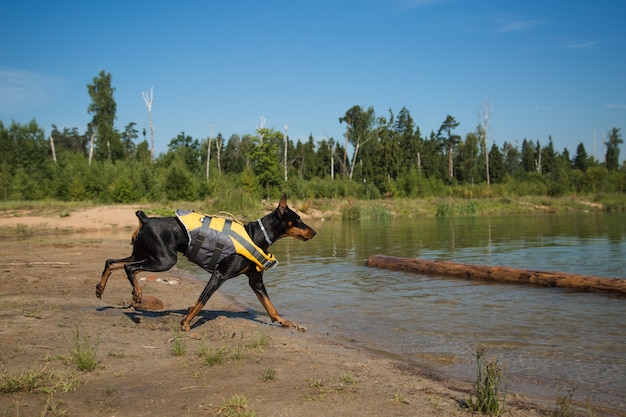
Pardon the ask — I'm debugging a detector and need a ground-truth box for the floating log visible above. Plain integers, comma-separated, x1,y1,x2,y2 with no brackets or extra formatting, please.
365,255,626,295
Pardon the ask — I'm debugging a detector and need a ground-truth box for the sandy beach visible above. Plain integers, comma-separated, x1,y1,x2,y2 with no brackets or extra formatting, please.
0,206,589,416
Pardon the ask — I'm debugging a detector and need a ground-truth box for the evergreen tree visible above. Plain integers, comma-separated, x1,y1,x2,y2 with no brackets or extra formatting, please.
502,141,521,176
541,136,557,174
421,131,447,179
87,70,123,161
488,143,505,183
395,107,420,174
436,115,461,179
605,127,623,170
51,125,88,154
121,122,139,156
457,131,480,184
573,142,588,171
521,139,536,173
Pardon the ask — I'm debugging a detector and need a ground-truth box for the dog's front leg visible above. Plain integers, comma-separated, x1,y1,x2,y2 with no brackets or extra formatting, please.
180,272,226,331
248,272,305,331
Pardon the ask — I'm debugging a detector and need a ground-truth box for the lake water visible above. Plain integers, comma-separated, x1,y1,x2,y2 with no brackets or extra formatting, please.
180,212,626,413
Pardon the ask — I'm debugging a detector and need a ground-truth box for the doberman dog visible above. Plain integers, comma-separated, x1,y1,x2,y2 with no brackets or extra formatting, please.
96,194,316,331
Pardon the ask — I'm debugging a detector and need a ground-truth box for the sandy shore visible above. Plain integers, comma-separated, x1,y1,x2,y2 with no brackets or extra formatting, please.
0,206,593,416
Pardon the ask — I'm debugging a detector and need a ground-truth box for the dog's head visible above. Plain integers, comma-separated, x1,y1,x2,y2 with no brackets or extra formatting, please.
273,194,316,241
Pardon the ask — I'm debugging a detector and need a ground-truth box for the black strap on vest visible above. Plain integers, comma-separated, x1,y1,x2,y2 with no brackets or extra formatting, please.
189,216,211,261
228,231,276,270
205,219,232,272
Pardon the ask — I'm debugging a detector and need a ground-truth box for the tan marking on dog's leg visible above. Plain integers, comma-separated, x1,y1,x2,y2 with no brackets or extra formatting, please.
131,270,143,305
180,302,204,331
96,258,132,299
253,292,305,331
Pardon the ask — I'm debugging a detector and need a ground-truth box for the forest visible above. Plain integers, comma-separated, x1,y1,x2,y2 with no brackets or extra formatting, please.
1,71,624,205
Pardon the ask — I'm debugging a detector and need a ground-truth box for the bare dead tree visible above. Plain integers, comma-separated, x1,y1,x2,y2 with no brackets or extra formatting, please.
215,131,223,175
284,124,288,181
328,137,335,179
141,87,155,162
49,134,57,164
206,124,214,182
342,122,349,177
88,128,96,166
479,98,493,187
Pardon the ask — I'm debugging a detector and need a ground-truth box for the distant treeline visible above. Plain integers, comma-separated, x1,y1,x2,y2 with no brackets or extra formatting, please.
1,116,623,204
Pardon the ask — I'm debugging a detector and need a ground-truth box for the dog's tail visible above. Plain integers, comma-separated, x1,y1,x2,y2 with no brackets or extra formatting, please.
131,211,150,245
135,210,150,224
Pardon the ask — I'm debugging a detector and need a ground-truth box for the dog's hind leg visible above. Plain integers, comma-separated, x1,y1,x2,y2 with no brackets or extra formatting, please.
96,256,134,299
248,271,305,331
122,255,176,305
97,216,146,299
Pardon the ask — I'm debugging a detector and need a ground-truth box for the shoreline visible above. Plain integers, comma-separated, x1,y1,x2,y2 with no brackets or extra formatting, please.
1,206,622,416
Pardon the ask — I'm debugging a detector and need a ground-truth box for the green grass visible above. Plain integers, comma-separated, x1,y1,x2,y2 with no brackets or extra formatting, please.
245,333,270,350
0,367,81,394
551,391,576,417
467,344,507,416
197,332,271,366
171,329,187,357
306,371,358,398
260,368,276,382
217,394,256,417
197,344,229,366
68,328,99,372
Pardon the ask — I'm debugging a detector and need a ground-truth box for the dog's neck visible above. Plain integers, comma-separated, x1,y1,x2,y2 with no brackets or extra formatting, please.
246,213,277,251
256,218,273,246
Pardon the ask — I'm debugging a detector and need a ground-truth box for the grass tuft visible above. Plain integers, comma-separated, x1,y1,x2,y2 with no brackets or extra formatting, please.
217,394,256,417
68,328,99,372
467,344,507,416
171,329,187,357
261,367,276,382
550,388,579,417
197,344,228,366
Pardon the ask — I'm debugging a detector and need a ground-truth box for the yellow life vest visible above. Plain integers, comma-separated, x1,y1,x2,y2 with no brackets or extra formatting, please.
176,210,277,272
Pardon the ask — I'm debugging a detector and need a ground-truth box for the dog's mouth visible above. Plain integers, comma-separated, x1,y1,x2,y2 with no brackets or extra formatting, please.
287,228,316,241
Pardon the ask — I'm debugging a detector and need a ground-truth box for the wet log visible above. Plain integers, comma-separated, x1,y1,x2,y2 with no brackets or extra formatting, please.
365,254,626,295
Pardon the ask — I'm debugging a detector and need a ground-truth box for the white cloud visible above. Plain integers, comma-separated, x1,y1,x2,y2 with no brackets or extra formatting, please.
0,68,67,114
566,41,597,49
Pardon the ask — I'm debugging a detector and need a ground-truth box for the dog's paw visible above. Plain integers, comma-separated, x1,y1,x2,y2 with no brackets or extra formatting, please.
180,319,191,332
279,319,306,332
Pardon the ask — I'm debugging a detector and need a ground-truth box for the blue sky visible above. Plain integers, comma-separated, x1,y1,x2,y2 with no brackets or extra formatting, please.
2,1,625,161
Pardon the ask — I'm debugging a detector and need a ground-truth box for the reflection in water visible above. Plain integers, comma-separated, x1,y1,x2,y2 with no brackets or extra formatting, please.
182,213,626,412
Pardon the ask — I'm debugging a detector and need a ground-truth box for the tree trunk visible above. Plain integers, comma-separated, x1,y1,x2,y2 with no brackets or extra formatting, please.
88,129,96,166
49,135,57,163
142,87,155,162
365,255,626,295
206,125,213,182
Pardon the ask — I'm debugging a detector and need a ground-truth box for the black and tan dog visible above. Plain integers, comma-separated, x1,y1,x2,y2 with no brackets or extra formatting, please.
96,194,316,331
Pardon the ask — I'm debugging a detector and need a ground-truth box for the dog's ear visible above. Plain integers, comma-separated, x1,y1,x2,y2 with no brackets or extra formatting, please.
278,193,288,216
